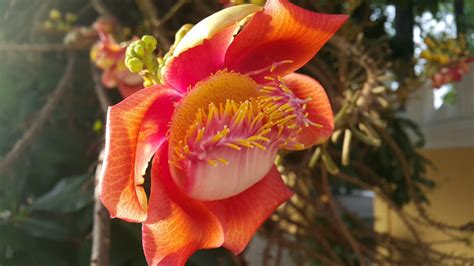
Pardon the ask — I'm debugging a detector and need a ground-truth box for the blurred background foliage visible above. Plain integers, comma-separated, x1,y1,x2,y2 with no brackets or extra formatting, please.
0,0,472,265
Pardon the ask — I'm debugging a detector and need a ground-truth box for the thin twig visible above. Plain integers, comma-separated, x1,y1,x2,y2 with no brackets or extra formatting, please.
193,0,216,15
335,171,425,248
91,65,112,114
376,126,473,233
0,54,76,174
158,0,189,28
89,64,111,266
0,43,78,53
136,0,171,49
320,166,365,266
91,0,115,19
267,231,339,266
90,149,110,266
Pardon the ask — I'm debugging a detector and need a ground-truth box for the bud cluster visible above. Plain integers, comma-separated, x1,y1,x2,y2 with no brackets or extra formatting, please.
125,24,194,88
125,35,161,87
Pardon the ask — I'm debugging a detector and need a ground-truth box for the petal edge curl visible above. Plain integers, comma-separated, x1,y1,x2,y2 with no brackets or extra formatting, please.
205,166,293,254
284,73,334,147
99,87,181,223
225,0,348,82
172,4,262,56
163,25,237,92
142,143,224,265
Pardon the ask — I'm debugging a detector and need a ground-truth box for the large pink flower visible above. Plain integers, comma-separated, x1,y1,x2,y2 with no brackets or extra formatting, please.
98,1,347,265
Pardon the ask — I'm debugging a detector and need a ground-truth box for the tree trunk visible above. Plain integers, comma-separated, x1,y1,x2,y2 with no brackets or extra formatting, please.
454,0,465,35
394,0,415,59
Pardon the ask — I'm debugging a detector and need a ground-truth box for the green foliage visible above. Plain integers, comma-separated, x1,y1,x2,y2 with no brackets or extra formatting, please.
30,175,93,213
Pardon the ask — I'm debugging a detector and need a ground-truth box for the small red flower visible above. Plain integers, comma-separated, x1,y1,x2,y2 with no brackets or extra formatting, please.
431,59,472,88
90,20,143,97
98,1,347,265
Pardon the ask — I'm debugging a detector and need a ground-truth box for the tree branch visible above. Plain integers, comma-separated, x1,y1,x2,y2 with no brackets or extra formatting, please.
91,0,116,20
136,0,171,49
90,149,110,266
320,166,365,266
0,43,81,53
91,65,112,114
0,54,76,174
89,64,111,266
159,0,189,28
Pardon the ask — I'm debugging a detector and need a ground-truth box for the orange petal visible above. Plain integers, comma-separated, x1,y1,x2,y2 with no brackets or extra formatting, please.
142,145,292,264
99,87,182,222
142,143,224,265
204,166,293,253
284,73,334,147
225,0,348,82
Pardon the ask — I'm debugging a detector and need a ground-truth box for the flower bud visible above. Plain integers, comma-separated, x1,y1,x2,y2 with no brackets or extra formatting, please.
142,35,157,52
65,13,77,23
133,41,146,57
143,79,154,87
49,9,61,20
126,43,137,58
126,58,144,73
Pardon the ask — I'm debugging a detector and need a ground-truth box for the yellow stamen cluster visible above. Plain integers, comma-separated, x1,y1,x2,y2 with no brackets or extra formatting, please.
259,76,322,129
172,91,313,168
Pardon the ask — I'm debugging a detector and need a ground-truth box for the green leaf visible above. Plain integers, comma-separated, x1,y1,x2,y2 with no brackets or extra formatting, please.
30,175,92,213
12,217,75,241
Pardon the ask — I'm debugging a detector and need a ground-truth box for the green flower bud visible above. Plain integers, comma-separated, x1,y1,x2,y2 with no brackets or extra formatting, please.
143,79,154,87
42,21,54,30
174,24,193,46
126,58,144,73
126,43,137,58
49,9,61,20
65,13,77,23
142,35,157,52
133,41,146,57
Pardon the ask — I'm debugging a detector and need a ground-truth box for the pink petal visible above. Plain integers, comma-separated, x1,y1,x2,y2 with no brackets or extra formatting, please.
117,83,144,98
173,145,278,201
163,25,237,92
101,69,117,88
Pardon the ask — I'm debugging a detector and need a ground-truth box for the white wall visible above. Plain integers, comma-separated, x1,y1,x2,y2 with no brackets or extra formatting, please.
406,64,474,148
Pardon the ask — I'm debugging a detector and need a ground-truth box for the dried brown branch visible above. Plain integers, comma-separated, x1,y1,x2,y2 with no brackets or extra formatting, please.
335,170,425,248
91,0,116,19
273,28,473,264
274,208,345,265
193,0,216,16
320,166,365,266
159,0,189,27
136,0,171,49
375,126,474,233
0,54,76,175
266,231,340,266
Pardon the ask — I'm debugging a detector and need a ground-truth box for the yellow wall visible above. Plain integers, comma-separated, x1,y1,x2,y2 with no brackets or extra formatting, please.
374,147,474,258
